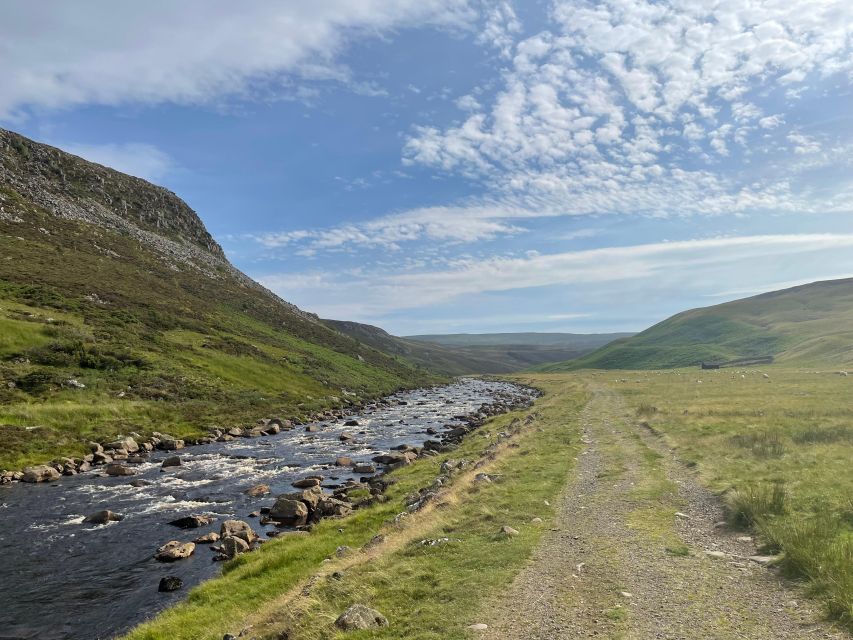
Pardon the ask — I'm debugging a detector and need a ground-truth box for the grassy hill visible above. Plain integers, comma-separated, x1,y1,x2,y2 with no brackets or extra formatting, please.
324,322,630,374
537,278,853,371
0,129,437,470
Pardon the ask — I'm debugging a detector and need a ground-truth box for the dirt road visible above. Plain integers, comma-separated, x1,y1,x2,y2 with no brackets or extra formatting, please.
482,383,846,639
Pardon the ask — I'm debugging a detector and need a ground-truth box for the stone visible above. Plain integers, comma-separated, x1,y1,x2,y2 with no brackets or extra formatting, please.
269,498,309,526
220,519,257,544
318,497,353,518
154,541,195,562
500,525,519,537
705,550,727,559
335,456,353,467
21,465,61,483
220,535,250,559
334,604,389,631
107,437,139,453
88,441,104,453
169,515,214,529
158,438,185,451
531,517,543,524
105,463,135,476
161,456,181,468
84,510,124,524
244,483,270,497
468,623,489,631
619,591,633,598
749,555,779,565
194,532,220,543
305,425,319,432
291,477,321,488
158,576,183,592
353,464,376,474
343,419,360,427
372,453,408,466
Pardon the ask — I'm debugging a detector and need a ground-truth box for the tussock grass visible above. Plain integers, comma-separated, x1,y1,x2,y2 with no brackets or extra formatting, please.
728,429,786,458
726,482,787,529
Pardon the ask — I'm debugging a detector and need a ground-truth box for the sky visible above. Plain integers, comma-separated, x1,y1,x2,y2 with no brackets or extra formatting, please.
2,0,853,335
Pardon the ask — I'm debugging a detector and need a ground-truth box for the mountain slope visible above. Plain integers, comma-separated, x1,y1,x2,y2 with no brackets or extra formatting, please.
0,129,437,469
324,321,631,374
538,278,853,371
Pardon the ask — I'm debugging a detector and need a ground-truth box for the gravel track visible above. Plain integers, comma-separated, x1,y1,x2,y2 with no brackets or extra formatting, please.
482,383,847,640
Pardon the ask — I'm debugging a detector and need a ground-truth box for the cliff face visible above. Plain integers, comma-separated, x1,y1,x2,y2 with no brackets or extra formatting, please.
0,128,223,257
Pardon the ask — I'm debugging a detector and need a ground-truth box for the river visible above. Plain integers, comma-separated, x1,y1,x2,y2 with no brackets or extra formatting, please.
0,378,534,640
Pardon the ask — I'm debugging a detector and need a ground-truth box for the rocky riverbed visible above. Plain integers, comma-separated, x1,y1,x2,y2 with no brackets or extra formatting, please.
0,378,535,640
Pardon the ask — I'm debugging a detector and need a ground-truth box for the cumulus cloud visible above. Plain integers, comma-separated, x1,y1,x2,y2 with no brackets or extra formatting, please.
0,0,476,119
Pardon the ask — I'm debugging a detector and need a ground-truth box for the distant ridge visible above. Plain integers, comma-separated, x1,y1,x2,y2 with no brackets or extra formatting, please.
536,277,853,371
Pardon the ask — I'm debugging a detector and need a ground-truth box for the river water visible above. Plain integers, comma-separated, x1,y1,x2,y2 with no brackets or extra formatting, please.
0,379,532,640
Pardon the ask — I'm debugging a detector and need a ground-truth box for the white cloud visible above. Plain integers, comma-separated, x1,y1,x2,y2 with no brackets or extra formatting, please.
0,1,477,119
59,141,174,181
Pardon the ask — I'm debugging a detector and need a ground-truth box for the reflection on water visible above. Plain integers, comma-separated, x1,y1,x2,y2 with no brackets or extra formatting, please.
0,379,531,640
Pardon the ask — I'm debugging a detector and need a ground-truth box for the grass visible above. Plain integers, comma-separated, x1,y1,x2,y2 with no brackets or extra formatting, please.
124,376,586,640
609,367,853,628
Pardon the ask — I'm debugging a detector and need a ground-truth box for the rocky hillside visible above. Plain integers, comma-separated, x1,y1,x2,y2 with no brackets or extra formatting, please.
0,128,437,470
537,277,853,371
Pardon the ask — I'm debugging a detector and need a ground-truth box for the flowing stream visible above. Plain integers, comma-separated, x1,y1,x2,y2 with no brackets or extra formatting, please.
0,379,533,640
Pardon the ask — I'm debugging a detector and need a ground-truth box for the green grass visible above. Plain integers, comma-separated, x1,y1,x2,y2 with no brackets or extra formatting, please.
124,377,586,640
610,367,853,627
536,277,853,371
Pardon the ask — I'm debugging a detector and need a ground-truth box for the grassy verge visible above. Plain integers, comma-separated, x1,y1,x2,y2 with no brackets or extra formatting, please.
608,367,853,627
124,376,585,640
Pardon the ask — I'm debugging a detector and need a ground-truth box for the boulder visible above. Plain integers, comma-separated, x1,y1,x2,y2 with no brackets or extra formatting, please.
283,486,323,509
158,576,183,592
194,531,220,543
169,514,214,529
220,535,250,559
220,519,257,544
353,464,376,474
105,464,136,476
92,451,113,465
343,419,360,427
317,497,353,518
244,483,270,497
372,453,408,466
21,465,61,483
335,456,353,467
161,456,181,468
339,432,354,441
158,438,184,451
88,441,104,453
227,427,244,437
305,425,319,433
84,510,124,524
107,437,139,453
500,525,520,537
154,541,195,562
291,477,321,488
269,498,308,526
334,604,389,631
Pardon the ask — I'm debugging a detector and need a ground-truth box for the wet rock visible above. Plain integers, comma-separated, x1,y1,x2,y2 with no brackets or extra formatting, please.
291,477,321,488
305,425,319,433
158,576,183,592
158,438,184,451
104,464,136,476
335,604,388,631
194,532,220,543
92,451,113,465
353,464,376,474
161,456,181,468
84,510,124,524
154,541,195,562
343,419,359,427
339,432,354,441
129,479,151,487
220,519,257,544
244,483,270,497
269,498,309,526
21,465,61,483
220,535,250,559
335,456,353,467
169,515,214,529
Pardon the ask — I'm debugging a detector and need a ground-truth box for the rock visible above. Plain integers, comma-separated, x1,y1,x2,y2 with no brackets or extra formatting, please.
105,463,136,476
674,512,690,519
284,486,324,509
339,432,354,441
531,517,543,524
334,604,389,631
169,514,214,529
92,451,113,465
353,464,376,474
220,520,257,543
220,535,250,559
269,498,309,526
372,453,408,466
194,531,220,543
158,438,185,451
749,555,779,565
107,437,139,453
158,576,183,592
161,456,181,468
291,477,321,488
88,441,104,453
129,479,151,487
227,427,244,437
619,591,633,598
84,510,124,524
468,623,488,631
335,456,353,467
317,497,353,518
154,541,195,562
705,550,727,559
343,419,359,427
500,525,519,537
305,425,319,433
21,465,61,483
244,483,270,497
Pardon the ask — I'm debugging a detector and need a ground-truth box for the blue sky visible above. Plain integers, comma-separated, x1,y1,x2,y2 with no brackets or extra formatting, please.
3,1,853,335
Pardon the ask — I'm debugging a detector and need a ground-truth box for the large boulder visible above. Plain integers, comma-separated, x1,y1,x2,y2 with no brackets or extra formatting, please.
84,510,124,524
158,438,184,451
105,464,136,476
169,514,214,529
334,604,389,631
372,453,408,466
220,535,250,559
154,541,195,562
21,465,61,483
158,576,183,592
161,456,181,468
317,497,353,518
244,483,270,497
269,498,308,526
291,477,321,489
220,519,257,544
106,437,139,453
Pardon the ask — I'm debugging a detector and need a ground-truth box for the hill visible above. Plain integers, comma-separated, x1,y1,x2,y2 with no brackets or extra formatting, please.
537,278,853,371
325,322,630,374
0,128,436,470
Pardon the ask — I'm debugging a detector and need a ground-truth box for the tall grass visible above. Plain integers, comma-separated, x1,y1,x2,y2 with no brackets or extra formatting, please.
726,482,787,529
